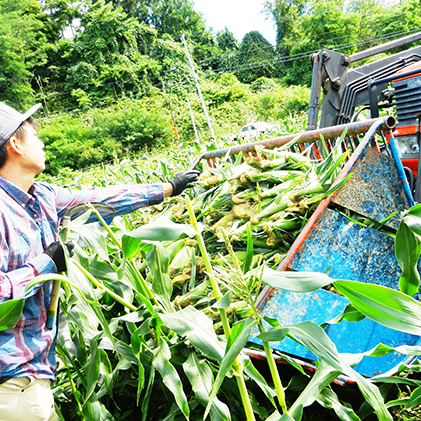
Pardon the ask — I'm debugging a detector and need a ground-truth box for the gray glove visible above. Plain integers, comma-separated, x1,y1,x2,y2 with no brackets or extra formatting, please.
44,241,74,272
170,170,200,196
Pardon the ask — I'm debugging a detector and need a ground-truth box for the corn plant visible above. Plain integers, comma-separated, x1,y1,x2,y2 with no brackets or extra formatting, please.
4,133,421,420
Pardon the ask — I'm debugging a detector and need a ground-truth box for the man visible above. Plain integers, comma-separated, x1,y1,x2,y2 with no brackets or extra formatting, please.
0,102,199,421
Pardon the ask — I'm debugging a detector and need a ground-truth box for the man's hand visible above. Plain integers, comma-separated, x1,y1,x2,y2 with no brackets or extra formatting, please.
170,170,200,196
44,241,75,273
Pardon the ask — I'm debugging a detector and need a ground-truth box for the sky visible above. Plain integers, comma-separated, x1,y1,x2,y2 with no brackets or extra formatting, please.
191,0,277,45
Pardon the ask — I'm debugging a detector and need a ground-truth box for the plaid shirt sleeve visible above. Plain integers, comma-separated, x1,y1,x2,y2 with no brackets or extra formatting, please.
45,182,165,220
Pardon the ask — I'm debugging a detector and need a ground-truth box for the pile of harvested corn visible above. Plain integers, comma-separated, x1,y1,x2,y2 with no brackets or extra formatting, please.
140,134,349,265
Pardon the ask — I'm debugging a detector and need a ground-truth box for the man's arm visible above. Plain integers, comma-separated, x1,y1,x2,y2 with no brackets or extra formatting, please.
0,253,56,302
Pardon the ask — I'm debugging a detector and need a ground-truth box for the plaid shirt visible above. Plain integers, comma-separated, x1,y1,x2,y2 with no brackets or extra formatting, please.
0,175,164,381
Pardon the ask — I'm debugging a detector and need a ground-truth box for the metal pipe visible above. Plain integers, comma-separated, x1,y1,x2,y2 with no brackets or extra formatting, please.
190,116,396,168
389,133,415,207
181,34,215,140
350,31,421,63
414,114,421,203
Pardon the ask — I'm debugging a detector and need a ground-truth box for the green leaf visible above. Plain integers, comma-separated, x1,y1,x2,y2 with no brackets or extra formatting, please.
153,341,189,420
317,388,361,421
243,358,277,408
84,334,101,401
137,361,145,406
405,386,421,409
159,306,225,362
114,340,138,364
82,396,102,421
124,217,196,242
0,299,24,331
182,352,231,421
121,235,145,260
261,267,332,292
258,322,392,421
333,280,421,336
99,349,113,397
213,291,232,309
205,318,258,418
405,204,421,228
242,223,254,274
322,303,366,328
146,244,173,313
70,221,110,262
395,218,421,296
141,365,155,421
287,361,344,420
279,413,296,421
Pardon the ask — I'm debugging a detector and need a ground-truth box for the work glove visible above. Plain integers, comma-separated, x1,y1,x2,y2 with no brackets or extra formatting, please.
170,169,200,196
44,241,75,273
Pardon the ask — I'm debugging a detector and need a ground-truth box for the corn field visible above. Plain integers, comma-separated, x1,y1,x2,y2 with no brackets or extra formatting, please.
3,131,421,421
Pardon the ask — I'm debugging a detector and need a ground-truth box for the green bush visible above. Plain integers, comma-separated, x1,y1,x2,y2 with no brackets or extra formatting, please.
37,81,309,174
38,98,174,175
251,84,310,121
90,99,173,151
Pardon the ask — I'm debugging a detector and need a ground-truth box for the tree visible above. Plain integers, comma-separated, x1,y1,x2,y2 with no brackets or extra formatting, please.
0,0,49,107
236,31,281,84
264,0,309,54
106,0,207,41
65,2,159,107
39,0,82,41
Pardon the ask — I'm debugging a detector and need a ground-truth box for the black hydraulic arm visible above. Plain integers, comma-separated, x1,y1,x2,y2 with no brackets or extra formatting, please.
307,31,421,130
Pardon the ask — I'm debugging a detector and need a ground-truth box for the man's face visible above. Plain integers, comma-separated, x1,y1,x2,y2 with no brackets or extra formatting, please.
18,122,46,175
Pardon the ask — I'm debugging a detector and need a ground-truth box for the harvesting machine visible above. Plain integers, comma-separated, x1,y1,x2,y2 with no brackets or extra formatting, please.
193,31,421,378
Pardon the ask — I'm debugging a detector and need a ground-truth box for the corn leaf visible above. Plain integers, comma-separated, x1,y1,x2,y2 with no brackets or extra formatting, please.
183,352,231,421
146,244,173,313
321,303,366,328
98,349,114,398
153,340,189,420
405,385,421,409
286,361,345,420
205,317,258,418
125,217,196,241
404,203,421,231
395,216,421,296
82,396,101,421
69,221,110,262
243,358,277,408
0,299,24,331
159,306,225,362
258,321,392,421
114,340,138,364
261,267,332,292
141,365,155,421
84,334,101,402
122,219,197,259
333,280,421,336
242,223,254,274
137,360,145,406
317,389,361,421
279,413,296,421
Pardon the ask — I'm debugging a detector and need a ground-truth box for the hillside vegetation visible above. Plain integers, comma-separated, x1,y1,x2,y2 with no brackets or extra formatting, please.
2,0,421,174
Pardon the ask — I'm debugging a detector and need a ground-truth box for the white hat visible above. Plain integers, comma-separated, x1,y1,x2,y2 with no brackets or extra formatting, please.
0,103,42,147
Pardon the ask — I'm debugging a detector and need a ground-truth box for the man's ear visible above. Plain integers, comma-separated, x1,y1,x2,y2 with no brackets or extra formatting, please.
7,135,24,156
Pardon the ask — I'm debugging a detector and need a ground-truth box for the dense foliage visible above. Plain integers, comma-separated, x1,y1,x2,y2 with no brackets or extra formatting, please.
2,0,421,111
1,0,421,173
